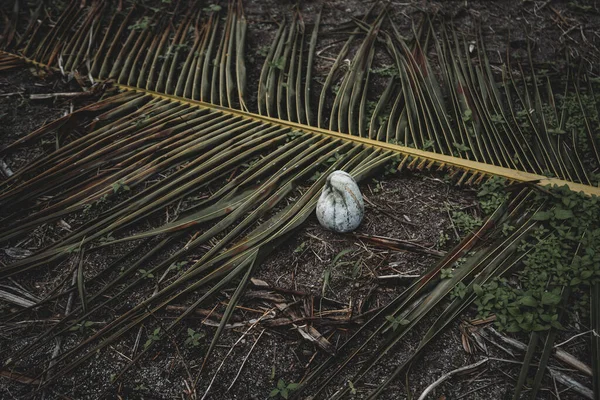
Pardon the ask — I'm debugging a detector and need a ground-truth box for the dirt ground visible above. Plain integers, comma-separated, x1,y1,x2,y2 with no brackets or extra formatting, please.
1,0,599,399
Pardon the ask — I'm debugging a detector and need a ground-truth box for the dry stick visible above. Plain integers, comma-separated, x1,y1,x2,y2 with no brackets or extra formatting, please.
199,311,271,400
554,329,593,348
483,330,593,399
548,368,593,399
486,327,592,377
362,195,418,227
0,290,36,307
29,92,88,100
354,233,445,257
227,329,265,391
130,325,143,359
552,372,562,400
417,358,489,400
445,202,461,241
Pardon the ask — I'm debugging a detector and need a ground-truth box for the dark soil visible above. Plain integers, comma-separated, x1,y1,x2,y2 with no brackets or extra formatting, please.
0,68,92,175
1,1,599,399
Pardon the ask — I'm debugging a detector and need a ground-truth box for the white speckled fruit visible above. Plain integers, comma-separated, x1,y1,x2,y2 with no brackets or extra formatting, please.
316,171,364,233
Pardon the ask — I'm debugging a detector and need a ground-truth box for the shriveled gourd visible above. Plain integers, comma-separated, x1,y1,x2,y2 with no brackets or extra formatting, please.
316,171,364,233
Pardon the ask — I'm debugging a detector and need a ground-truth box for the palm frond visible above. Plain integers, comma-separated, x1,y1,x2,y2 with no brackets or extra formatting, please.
1,1,599,398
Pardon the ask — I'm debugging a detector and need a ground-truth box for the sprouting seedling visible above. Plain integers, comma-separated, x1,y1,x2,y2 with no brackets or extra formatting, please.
184,328,205,347
112,180,130,194
293,241,307,254
144,328,161,349
385,315,410,331
138,269,154,279
269,379,299,399
69,320,94,334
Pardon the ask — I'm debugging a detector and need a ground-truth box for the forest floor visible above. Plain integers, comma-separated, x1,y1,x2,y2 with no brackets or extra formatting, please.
1,0,599,399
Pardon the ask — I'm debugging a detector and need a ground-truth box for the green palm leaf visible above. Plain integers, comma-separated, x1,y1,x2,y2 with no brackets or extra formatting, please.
1,1,599,399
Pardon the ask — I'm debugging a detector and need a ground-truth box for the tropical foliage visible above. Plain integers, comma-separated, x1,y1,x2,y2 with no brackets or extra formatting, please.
0,0,599,398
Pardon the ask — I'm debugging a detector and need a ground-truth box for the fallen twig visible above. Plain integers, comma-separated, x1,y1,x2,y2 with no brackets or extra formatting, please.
549,367,593,399
275,303,335,354
0,92,23,97
417,358,489,400
227,329,265,391
354,233,445,257
363,195,418,227
29,92,88,100
199,312,270,400
486,327,592,377
0,289,37,307
249,280,347,307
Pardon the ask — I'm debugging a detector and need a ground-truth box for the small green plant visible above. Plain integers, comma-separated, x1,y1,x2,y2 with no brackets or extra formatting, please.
451,282,467,299
257,45,270,57
369,65,398,77
452,141,470,153
462,108,473,122
478,176,509,215
309,170,322,182
364,100,378,123
472,184,600,333
451,210,482,233
69,320,94,333
270,56,285,70
173,43,189,52
370,179,383,193
134,383,149,392
501,223,515,237
385,315,410,331
423,139,435,150
138,269,154,279
168,261,188,271
269,379,299,399
128,16,153,31
326,152,343,164
293,241,307,254
490,114,506,124
98,232,114,244
83,193,108,214
348,380,357,395
144,328,161,349
184,328,205,347
286,130,303,142
440,268,453,279
384,155,401,176
112,180,130,194
437,231,450,248
331,83,341,95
